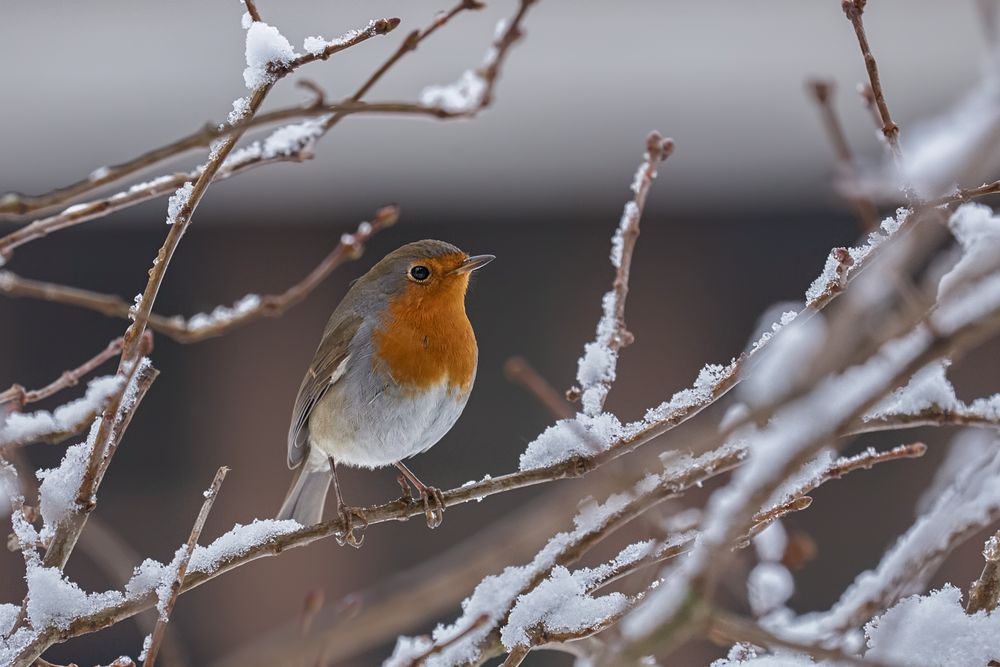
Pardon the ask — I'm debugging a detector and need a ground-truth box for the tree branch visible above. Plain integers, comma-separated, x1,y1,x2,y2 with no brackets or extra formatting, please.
0,208,396,344
806,79,879,231
840,1,903,166
568,132,674,412
142,466,228,667
0,0,506,259
0,337,126,408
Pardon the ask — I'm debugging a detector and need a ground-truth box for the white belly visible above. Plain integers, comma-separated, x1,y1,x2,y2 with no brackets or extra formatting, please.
308,380,469,469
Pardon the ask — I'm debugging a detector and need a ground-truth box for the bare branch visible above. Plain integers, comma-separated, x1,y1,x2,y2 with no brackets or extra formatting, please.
143,466,229,667
841,1,904,166
242,0,262,23
119,18,399,365
0,208,396,343
0,337,125,408
806,79,879,231
504,356,574,420
929,179,1000,207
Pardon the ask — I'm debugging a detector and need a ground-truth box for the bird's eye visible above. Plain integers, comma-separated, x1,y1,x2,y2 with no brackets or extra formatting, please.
409,265,431,281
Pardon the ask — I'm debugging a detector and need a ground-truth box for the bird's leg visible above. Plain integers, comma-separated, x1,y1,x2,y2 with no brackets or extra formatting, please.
395,472,414,502
394,462,445,529
330,457,367,548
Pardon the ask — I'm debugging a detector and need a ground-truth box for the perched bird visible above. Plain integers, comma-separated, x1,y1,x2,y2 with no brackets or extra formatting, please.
277,239,493,545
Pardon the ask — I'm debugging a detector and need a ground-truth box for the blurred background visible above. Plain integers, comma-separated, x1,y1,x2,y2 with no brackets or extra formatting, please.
2,1,1000,665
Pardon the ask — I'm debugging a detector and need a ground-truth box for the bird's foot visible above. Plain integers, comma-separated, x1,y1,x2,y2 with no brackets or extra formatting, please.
396,473,415,502
419,486,445,529
334,504,368,548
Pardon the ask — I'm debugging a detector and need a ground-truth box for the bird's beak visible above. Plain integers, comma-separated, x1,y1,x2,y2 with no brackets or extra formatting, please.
451,254,495,275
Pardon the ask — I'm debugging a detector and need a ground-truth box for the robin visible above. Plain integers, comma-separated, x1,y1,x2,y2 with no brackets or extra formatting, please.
277,239,494,546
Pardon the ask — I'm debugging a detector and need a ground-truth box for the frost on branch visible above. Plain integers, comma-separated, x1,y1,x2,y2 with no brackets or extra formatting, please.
165,181,193,225
125,518,301,606
865,359,1000,424
866,361,960,418
180,293,261,333
0,374,122,447
938,202,1000,301
519,134,674,469
420,70,487,113
35,420,99,542
223,119,326,168
242,22,296,90
518,412,624,471
303,21,378,56
387,449,732,666
500,563,629,650
715,585,1000,667
774,430,1000,646
622,323,940,641
804,208,907,307
864,585,1000,665
25,559,125,631
518,360,735,471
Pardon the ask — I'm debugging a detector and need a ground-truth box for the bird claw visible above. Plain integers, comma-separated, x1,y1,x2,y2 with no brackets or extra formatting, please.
420,486,445,529
335,505,368,548
396,473,414,502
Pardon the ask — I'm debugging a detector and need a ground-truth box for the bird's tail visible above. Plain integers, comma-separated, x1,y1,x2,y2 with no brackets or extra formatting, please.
277,465,332,525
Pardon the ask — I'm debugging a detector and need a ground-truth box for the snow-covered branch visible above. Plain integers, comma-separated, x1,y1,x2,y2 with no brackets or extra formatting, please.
569,132,674,416
0,206,397,344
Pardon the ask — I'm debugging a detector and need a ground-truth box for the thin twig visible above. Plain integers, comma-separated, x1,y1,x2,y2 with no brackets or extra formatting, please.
617,285,1000,659
0,336,152,452
806,79,879,231
9,447,746,664
929,179,1000,207
242,0,262,23
0,0,490,249
499,645,529,667
499,443,926,663
78,516,189,667
841,1,903,165
568,132,674,411
0,3,505,260
0,336,125,407
849,408,1000,435
0,208,396,343
504,356,574,420
0,32,408,225
143,466,229,667
118,17,399,364
0,104,443,252
37,360,159,568
407,614,489,667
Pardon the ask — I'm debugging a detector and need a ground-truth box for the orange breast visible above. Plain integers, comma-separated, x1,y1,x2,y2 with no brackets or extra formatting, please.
372,272,477,394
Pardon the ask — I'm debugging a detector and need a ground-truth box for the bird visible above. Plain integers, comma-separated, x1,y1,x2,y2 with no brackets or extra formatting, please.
277,239,494,546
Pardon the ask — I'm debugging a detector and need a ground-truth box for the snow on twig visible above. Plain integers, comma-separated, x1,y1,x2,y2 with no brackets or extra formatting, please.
142,466,228,667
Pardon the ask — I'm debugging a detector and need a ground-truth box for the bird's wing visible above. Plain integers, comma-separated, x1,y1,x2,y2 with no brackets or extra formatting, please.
287,314,362,469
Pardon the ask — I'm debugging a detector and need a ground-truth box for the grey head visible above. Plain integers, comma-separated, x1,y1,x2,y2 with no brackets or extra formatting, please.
335,239,494,318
